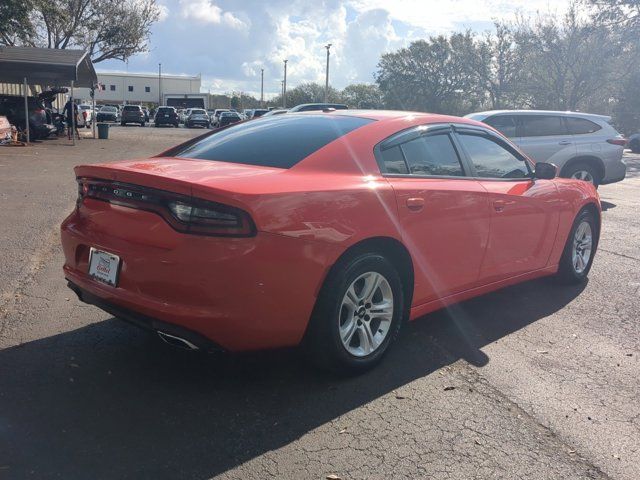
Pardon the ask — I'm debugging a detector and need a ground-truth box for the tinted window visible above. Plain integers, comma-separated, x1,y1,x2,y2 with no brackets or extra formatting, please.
400,134,463,176
458,133,530,179
157,107,174,113
191,109,207,114
520,115,566,137
566,117,601,135
175,115,374,168
484,115,517,138
381,145,409,174
123,106,140,112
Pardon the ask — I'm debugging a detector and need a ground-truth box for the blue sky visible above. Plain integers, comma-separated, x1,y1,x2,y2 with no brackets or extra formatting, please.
100,0,570,98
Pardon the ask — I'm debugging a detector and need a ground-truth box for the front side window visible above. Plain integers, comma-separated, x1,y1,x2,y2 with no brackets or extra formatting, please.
458,133,530,179
399,134,464,176
566,117,601,135
520,115,566,137
484,115,517,138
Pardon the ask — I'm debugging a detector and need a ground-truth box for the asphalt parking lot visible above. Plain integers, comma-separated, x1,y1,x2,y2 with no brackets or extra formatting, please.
0,126,638,480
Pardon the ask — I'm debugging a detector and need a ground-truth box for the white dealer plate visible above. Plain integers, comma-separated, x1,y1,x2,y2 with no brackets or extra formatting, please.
88,248,120,286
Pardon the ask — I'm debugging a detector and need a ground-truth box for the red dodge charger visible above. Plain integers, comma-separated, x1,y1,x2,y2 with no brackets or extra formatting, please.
61,111,600,372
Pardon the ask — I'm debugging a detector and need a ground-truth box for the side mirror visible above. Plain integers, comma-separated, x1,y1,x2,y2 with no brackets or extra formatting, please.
534,162,557,180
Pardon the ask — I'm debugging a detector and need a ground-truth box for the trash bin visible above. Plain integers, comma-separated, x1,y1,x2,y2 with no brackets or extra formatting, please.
97,123,109,139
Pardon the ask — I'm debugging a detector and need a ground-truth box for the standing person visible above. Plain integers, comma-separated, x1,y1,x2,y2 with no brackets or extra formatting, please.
64,98,81,140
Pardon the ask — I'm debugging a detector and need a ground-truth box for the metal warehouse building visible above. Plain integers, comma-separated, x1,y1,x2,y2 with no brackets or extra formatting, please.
75,71,202,105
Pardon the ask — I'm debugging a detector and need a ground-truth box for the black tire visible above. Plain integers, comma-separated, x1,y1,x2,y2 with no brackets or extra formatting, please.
630,138,640,154
141,122,145,127
304,252,405,374
557,209,598,284
120,122,125,126
562,162,600,187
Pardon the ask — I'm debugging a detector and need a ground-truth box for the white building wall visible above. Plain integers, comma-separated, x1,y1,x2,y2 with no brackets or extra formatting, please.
74,72,201,104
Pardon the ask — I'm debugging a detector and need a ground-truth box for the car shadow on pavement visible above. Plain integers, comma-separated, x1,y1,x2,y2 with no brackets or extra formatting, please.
0,277,586,479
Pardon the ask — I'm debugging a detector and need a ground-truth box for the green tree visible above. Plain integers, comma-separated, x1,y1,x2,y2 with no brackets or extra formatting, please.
1,0,160,63
0,0,33,45
271,82,344,108
341,84,384,109
510,6,631,111
375,32,486,115
613,71,640,134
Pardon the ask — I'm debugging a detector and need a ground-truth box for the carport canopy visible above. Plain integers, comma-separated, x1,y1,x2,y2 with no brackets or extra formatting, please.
0,46,97,88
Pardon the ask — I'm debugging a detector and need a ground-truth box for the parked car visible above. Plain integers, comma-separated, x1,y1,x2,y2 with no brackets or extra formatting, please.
261,109,288,117
218,111,242,127
211,109,230,127
120,105,146,126
77,104,94,128
628,133,640,153
252,109,269,118
96,106,119,123
465,110,627,186
185,108,210,128
62,111,601,373
154,106,179,127
288,103,349,112
0,94,54,139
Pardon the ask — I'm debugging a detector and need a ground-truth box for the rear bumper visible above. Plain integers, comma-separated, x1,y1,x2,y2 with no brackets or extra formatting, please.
601,157,627,184
67,280,224,352
60,203,340,352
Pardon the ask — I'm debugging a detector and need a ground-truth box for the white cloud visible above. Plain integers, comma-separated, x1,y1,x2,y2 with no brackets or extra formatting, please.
178,0,246,28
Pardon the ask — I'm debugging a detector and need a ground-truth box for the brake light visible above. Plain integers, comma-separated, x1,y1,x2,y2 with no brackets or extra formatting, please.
76,178,256,237
82,111,87,120
607,138,627,146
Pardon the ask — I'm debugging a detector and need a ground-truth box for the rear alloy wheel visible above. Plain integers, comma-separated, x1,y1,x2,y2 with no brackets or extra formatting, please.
305,253,404,374
564,162,599,187
557,209,598,284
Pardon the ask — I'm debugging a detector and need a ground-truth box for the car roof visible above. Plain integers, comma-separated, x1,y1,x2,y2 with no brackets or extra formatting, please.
466,109,611,122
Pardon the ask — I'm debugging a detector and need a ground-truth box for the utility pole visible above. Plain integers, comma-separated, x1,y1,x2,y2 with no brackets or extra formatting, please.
280,80,284,105
260,68,264,108
283,59,288,108
158,63,162,106
324,44,332,103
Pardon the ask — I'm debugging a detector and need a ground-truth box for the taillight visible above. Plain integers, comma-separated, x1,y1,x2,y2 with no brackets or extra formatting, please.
607,138,627,146
76,178,255,237
83,111,87,120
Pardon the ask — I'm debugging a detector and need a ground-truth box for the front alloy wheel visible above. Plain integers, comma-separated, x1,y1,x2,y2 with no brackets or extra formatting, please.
571,221,593,274
557,208,597,283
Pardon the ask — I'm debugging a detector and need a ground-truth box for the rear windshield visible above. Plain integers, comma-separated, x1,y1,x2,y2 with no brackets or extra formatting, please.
101,106,117,112
157,107,174,113
123,106,140,111
175,114,374,168
191,109,207,114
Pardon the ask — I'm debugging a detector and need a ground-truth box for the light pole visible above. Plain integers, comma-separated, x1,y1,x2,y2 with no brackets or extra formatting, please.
260,68,264,108
280,80,284,105
158,63,162,106
324,44,331,103
283,59,288,108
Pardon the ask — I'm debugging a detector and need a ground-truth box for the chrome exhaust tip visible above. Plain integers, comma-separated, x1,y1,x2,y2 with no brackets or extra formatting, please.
157,331,200,351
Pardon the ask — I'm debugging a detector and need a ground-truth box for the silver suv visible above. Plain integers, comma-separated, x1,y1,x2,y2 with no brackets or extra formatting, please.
465,110,627,186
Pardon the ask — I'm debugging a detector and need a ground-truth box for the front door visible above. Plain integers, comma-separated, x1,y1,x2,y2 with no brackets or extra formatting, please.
453,128,560,282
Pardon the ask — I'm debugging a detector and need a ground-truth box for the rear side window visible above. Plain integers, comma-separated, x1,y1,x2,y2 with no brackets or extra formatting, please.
566,117,602,135
458,133,530,179
175,115,374,168
380,145,409,174
520,115,566,137
400,134,464,176
484,115,517,138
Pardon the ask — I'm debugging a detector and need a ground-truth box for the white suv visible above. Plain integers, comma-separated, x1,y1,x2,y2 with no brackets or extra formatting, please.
465,110,627,186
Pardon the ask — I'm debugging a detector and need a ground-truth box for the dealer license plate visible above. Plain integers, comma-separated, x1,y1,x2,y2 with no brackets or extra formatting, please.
88,248,120,286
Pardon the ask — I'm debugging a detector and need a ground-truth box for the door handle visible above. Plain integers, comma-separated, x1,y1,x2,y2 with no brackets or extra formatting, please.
406,197,425,211
493,200,507,212
558,140,572,145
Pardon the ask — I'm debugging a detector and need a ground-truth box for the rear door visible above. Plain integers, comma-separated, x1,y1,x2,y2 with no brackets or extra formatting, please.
515,114,576,164
453,127,560,281
377,125,492,305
